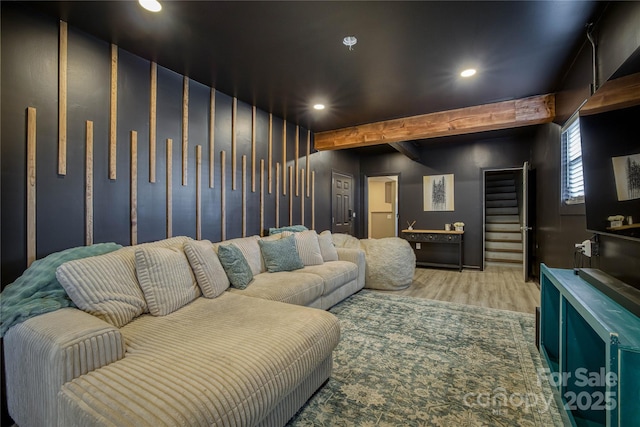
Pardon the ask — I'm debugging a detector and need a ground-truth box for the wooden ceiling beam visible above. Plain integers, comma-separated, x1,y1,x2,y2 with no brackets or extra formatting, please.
314,94,555,151
579,72,640,116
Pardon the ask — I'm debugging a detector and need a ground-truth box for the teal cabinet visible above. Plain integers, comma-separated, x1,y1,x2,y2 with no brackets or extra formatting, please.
540,264,640,427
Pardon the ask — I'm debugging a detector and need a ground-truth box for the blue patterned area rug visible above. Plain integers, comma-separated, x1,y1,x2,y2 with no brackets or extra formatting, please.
288,290,563,427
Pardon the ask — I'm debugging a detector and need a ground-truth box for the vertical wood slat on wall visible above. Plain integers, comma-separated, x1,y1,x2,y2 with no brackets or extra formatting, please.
289,166,293,226
196,145,202,240
209,89,215,188
300,168,305,226
260,159,264,237
27,107,37,267
130,131,138,245
149,62,157,183
166,139,173,238
221,150,226,240
275,162,280,228
109,44,118,180
251,106,256,193
182,77,189,186
242,155,247,237
295,125,299,196
58,21,67,176
232,97,237,191
306,130,311,197
86,121,94,246
282,120,287,195
312,171,316,230
268,113,273,194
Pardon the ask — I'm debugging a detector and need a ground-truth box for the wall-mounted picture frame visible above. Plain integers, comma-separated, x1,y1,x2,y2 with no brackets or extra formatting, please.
612,153,640,201
423,174,454,211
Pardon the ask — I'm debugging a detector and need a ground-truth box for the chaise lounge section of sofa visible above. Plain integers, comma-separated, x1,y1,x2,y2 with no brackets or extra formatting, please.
4,230,364,427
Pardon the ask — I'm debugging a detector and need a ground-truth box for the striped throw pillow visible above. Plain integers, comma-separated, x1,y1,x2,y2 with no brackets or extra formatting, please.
184,240,230,298
135,246,201,316
283,230,324,266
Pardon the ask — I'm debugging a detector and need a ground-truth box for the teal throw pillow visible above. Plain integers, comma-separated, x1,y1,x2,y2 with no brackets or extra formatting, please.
268,225,308,235
259,235,304,273
217,244,254,289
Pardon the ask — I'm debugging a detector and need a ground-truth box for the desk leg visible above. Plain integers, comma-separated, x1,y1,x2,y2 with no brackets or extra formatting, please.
459,239,463,272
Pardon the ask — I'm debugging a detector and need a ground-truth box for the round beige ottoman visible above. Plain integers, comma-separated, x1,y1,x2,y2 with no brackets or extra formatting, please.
359,237,415,290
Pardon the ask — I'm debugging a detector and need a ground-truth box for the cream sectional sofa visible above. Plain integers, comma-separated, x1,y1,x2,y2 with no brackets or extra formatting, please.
4,231,365,427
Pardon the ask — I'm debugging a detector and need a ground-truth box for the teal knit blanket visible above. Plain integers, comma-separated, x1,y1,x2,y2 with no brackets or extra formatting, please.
0,243,122,337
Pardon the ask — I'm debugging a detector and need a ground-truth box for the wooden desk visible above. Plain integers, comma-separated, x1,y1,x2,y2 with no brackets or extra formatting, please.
401,229,464,271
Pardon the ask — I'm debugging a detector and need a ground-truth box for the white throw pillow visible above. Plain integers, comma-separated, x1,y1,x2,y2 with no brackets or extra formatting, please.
135,246,201,316
57,236,192,327
184,240,230,298
283,230,324,266
318,230,339,262
220,235,263,275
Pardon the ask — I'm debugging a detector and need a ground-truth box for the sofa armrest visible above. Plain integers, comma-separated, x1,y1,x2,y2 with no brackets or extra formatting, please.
336,247,366,290
4,307,125,426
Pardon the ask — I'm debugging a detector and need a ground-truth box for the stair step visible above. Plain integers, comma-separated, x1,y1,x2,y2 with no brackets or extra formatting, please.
486,192,517,201
485,245,523,253
486,231,522,242
486,207,519,215
486,223,521,232
487,172,516,180
486,250,523,261
486,199,518,208
485,185,516,194
486,179,515,187
486,215,520,224
485,241,523,252
485,261,522,268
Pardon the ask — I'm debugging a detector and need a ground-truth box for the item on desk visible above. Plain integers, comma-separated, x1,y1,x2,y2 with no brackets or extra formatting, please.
453,221,465,232
445,224,451,231
407,220,416,231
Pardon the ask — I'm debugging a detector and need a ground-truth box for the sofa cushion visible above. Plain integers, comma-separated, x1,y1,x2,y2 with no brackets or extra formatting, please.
57,236,191,327
218,244,254,289
59,294,340,427
318,230,339,262
227,271,324,306
184,240,229,298
219,235,263,275
301,260,359,295
258,235,304,273
283,230,324,266
135,247,201,316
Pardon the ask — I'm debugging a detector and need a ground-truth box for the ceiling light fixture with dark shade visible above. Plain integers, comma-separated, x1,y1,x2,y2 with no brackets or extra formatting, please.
343,36,357,51
139,0,162,13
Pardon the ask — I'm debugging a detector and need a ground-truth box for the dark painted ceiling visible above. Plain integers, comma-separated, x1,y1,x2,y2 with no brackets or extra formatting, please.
24,1,604,132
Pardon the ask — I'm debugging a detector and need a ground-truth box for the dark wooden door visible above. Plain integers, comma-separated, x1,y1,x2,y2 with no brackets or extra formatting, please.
332,172,354,234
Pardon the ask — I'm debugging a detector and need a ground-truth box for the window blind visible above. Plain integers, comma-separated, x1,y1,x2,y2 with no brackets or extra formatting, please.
561,116,584,204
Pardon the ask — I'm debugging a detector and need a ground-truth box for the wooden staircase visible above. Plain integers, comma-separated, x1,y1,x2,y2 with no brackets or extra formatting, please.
485,172,522,268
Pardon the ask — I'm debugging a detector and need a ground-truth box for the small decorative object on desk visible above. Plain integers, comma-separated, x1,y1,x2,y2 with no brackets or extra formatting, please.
407,220,416,231
453,221,465,232
608,215,624,228
445,223,451,231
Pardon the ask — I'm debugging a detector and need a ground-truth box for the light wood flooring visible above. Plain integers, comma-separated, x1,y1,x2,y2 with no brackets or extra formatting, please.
372,266,540,314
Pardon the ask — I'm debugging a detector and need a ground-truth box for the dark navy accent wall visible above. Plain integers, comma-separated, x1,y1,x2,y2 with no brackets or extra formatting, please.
1,3,356,290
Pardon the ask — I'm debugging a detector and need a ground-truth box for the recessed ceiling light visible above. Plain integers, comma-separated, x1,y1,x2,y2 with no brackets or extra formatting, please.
460,68,477,78
313,104,326,110
139,0,162,12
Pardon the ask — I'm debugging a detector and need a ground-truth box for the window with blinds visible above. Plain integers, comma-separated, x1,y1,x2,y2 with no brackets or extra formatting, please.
561,115,585,205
